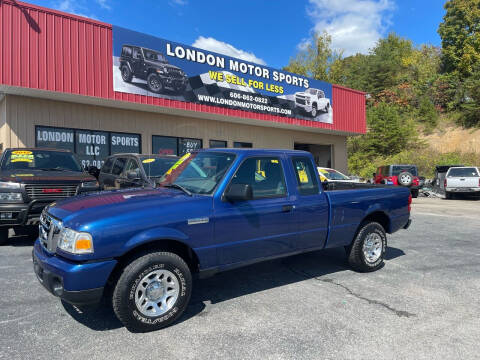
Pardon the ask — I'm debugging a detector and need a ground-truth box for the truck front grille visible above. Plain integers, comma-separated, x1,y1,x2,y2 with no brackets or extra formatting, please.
26,184,78,200
39,211,63,253
295,96,306,105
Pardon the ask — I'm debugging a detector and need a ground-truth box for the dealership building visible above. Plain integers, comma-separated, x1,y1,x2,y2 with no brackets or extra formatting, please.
0,1,366,172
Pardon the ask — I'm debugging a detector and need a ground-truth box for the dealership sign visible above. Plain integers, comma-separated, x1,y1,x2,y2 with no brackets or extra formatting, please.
112,26,333,124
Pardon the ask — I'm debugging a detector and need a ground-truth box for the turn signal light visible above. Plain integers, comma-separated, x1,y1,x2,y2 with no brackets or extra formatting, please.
444,179,447,188
75,238,93,251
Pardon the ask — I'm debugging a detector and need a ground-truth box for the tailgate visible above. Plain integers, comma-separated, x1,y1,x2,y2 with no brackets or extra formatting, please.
447,177,478,188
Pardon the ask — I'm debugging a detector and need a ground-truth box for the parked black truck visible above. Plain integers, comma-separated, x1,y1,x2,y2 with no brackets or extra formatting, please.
0,148,99,245
119,45,188,94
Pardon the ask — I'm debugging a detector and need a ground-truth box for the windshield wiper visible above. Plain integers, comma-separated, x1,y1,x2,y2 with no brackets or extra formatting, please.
162,183,192,196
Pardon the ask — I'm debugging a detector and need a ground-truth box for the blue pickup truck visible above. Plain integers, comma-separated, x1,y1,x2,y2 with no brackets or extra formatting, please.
32,149,411,332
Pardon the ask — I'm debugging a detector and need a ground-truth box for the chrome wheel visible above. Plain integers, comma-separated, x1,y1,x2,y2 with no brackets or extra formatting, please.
134,269,179,317
362,233,383,263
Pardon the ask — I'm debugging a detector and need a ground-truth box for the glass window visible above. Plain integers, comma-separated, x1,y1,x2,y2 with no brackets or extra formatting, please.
75,130,109,169
122,46,132,57
1,149,82,172
234,142,252,148
447,167,479,177
36,126,75,151
111,132,141,155
124,158,140,176
160,152,236,195
139,156,179,178
209,140,227,148
133,47,142,59
112,157,127,176
153,136,178,155
101,157,114,174
392,166,418,176
292,157,319,195
230,157,286,199
179,138,202,155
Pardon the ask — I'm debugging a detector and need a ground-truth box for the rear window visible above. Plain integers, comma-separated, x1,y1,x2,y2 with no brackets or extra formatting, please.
392,166,418,176
447,168,479,177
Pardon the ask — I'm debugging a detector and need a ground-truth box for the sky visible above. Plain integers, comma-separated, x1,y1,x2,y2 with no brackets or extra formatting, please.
23,0,447,69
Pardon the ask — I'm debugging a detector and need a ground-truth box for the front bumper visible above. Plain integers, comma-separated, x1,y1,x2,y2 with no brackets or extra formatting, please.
32,240,117,305
295,102,312,112
0,200,53,228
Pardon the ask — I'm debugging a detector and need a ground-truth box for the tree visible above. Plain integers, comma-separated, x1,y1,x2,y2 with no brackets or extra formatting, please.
438,0,480,76
283,32,343,82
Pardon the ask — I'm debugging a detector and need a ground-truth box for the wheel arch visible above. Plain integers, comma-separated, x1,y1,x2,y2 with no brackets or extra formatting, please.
360,211,391,233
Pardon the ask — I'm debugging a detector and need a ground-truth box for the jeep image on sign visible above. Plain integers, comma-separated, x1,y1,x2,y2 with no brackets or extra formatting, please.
119,45,188,94
0,148,99,245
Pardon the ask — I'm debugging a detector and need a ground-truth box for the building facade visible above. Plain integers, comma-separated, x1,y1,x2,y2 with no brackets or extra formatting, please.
0,0,366,172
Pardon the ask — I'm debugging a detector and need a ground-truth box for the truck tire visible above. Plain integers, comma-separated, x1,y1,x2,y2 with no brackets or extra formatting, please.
347,221,386,272
112,251,192,332
445,191,453,200
120,65,133,83
147,73,163,93
0,228,8,245
411,189,419,198
311,104,317,118
398,172,413,187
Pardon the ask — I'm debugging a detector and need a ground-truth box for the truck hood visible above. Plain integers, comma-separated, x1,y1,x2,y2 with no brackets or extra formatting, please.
295,92,308,97
144,60,182,72
46,187,206,228
0,169,95,184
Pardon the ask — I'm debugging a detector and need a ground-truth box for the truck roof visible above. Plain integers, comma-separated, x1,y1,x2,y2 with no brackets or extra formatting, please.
200,148,312,156
5,147,72,153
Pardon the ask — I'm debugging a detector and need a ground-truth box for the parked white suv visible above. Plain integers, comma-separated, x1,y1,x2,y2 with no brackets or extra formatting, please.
294,88,330,117
444,166,480,199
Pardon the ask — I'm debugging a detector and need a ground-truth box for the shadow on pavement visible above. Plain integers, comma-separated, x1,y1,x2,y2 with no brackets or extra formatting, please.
60,246,406,332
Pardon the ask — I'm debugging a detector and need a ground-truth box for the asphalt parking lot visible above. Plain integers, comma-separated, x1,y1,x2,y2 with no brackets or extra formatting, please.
0,197,479,360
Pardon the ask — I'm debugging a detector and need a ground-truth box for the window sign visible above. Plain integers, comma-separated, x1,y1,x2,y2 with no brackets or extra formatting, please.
111,132,141,155
35,126,141,169
179,138,202,155
76,130,109,169
152,136,178,155
36,127,75,151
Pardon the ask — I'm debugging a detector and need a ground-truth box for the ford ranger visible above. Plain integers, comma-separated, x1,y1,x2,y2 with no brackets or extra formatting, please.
32,149,411,332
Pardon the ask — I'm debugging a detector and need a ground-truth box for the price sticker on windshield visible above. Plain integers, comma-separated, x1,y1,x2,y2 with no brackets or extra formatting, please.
165,153,191,175
142,158,155,164
11,151,34,162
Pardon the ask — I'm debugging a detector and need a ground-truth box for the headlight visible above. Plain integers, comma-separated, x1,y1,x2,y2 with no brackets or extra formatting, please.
57,228,94,254
80,181,99,188
156,68,166,74
0,181,21,189
306,99,311,105
0,192,23,202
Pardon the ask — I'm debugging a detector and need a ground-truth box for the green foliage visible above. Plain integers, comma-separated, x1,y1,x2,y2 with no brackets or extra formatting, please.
283,32,343,82
417,96,438,130
438,0,480,77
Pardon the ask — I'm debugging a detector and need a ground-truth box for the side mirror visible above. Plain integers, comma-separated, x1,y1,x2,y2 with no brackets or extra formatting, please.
224,183,253,202
126,170,140,181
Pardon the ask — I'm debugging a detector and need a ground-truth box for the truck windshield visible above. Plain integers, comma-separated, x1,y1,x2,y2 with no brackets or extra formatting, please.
1,150,82,172
392,166,418,176
447,168,479,177
139,156,179,178
160,152,235,195
306,88,316,95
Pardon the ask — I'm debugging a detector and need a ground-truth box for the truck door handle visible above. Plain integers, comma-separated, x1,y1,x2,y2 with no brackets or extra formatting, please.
282,205,294,212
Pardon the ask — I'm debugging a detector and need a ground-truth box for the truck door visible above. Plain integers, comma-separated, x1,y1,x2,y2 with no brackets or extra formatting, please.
117,158,144,188
290,156,329,250
214,156,296,265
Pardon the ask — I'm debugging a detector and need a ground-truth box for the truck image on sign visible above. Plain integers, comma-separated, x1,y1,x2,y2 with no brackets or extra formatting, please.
294,88,331,117
32,149,411,332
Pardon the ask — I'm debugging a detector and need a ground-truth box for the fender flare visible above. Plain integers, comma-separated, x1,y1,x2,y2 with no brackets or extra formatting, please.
120,227,190,256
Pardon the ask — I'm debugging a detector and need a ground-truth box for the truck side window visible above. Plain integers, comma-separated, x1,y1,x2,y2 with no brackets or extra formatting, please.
231,157,286,199
101,157,114,174
292,157,319,195
123,159,140,177
112,157,127,176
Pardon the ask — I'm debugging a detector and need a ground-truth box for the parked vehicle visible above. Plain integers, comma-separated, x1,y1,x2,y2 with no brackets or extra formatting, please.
294,88,330,117
98,154,179,190
318,167,360,183
119,44,188,94
0,148,99,245
32,149,411,332
374,164,422,198
433,165,464,191
444,166,480,199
